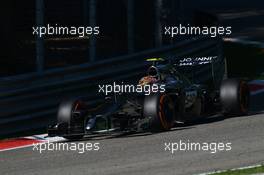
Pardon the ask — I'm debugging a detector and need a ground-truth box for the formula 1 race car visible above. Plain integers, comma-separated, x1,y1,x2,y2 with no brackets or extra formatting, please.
48,57,250,140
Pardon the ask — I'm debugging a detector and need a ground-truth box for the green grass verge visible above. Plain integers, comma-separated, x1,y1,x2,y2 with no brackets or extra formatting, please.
211,165,264,175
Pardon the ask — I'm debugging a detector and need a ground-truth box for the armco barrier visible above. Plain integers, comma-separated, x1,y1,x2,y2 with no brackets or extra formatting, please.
0,36,223,138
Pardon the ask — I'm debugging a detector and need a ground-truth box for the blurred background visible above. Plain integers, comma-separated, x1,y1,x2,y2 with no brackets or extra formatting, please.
0,0,263,77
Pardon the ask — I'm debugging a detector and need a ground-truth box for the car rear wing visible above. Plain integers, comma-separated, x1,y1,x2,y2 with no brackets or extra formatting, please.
171,55,225,88
173,56,218,67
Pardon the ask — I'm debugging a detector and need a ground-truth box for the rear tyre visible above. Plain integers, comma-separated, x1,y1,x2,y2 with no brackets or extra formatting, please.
220,79,250,115
144,94,175,132
57,99,85,140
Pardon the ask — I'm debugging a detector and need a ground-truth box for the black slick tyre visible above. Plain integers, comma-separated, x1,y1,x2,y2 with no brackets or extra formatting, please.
220,79,250,115
143,94,175,132
57,99,85,140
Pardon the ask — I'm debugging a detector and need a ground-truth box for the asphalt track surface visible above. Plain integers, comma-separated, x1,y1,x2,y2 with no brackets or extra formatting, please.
0,92,263,175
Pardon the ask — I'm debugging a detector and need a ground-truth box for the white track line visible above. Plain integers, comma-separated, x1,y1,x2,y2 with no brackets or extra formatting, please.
0,144,41,152
0,134,66,152
197,164,263,175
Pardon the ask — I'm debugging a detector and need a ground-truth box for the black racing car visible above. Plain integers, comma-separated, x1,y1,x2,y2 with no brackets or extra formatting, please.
48,58,250,140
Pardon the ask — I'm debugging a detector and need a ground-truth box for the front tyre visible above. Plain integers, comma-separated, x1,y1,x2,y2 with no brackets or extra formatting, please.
220,79,250,115
144,94,175,132
57,99,86,140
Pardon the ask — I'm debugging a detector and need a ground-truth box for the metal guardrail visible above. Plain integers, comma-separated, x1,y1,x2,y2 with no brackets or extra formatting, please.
0,36,223,138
